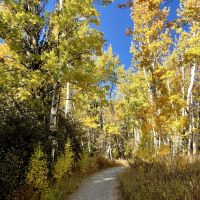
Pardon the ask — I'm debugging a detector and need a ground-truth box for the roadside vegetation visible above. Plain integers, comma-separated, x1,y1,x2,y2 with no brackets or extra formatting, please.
14,150,119,200
119,156,200,200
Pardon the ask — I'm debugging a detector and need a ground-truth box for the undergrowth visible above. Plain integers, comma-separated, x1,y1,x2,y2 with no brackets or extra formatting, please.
43,154,119,200
119,156,200,200
12,136,121,200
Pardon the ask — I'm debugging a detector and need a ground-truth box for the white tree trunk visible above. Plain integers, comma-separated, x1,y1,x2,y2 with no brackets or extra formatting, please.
186,64,196,110
158,136,161,149
134,127,138,149
192,120,197,155
65,82,70,118
50,81,61,130
186,64,196,157
192,97,197,155
193,103,200,155
181,66,186,116
134,127,140,151
107,141,112,159
188,95,194,157
87,130,91,154
59,0,63,10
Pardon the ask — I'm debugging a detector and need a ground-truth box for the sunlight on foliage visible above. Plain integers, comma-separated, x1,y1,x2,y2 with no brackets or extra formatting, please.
26,145,48,190
54,141,74,181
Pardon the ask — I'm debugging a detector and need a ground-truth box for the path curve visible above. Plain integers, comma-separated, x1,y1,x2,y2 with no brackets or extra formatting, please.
68,167,124,200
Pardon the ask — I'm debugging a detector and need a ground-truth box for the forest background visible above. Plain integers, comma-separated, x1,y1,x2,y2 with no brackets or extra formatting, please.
0,0,199,199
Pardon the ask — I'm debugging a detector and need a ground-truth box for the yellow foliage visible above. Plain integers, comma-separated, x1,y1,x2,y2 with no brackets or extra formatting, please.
158,145,170,157
26,145,48,189
105,123,120,135
82,116,98,129
54,141,74,181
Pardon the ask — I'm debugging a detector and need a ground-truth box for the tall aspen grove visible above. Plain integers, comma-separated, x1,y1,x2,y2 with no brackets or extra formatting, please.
0,0,199,200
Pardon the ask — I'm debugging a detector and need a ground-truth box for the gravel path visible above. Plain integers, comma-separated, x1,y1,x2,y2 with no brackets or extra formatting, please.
68,167,124,200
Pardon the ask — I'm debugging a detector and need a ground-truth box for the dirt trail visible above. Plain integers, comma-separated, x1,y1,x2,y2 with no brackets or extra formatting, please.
68,167,124,200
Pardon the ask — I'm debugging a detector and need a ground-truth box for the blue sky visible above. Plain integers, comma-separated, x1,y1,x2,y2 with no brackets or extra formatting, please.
96,0,180,69
95,1,133,69
47,0,180,69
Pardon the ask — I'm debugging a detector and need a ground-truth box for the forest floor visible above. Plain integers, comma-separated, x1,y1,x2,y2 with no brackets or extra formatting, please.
68,167,124,200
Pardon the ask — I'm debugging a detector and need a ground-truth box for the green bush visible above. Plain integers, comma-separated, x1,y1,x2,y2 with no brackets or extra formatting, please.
79,151,90,173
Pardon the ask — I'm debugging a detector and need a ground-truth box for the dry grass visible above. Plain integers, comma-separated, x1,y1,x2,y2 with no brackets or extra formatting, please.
114,158,129,167
119,156,200,200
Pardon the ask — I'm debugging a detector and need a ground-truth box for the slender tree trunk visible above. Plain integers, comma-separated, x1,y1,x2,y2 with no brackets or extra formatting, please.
158,136,161,149
188,136,191,157
188,96,194,157
191,95,198,156
181,66,186,116
109,141,112,159
186,64,196,157
107,140,112,159
50,81,61,130
65,82,70,118
87,129,91,154
193,103,200,155
192,115,197,155
186,64,196,110
134,127,139,150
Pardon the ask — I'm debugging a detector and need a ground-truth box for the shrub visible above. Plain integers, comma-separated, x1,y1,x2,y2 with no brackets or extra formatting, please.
96,155,117,168
26,145,48,190
53,141,74,181
78,151,90,173
88,156,99,172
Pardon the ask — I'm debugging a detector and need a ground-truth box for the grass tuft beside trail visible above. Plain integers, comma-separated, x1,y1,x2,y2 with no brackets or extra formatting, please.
119,157,200,200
